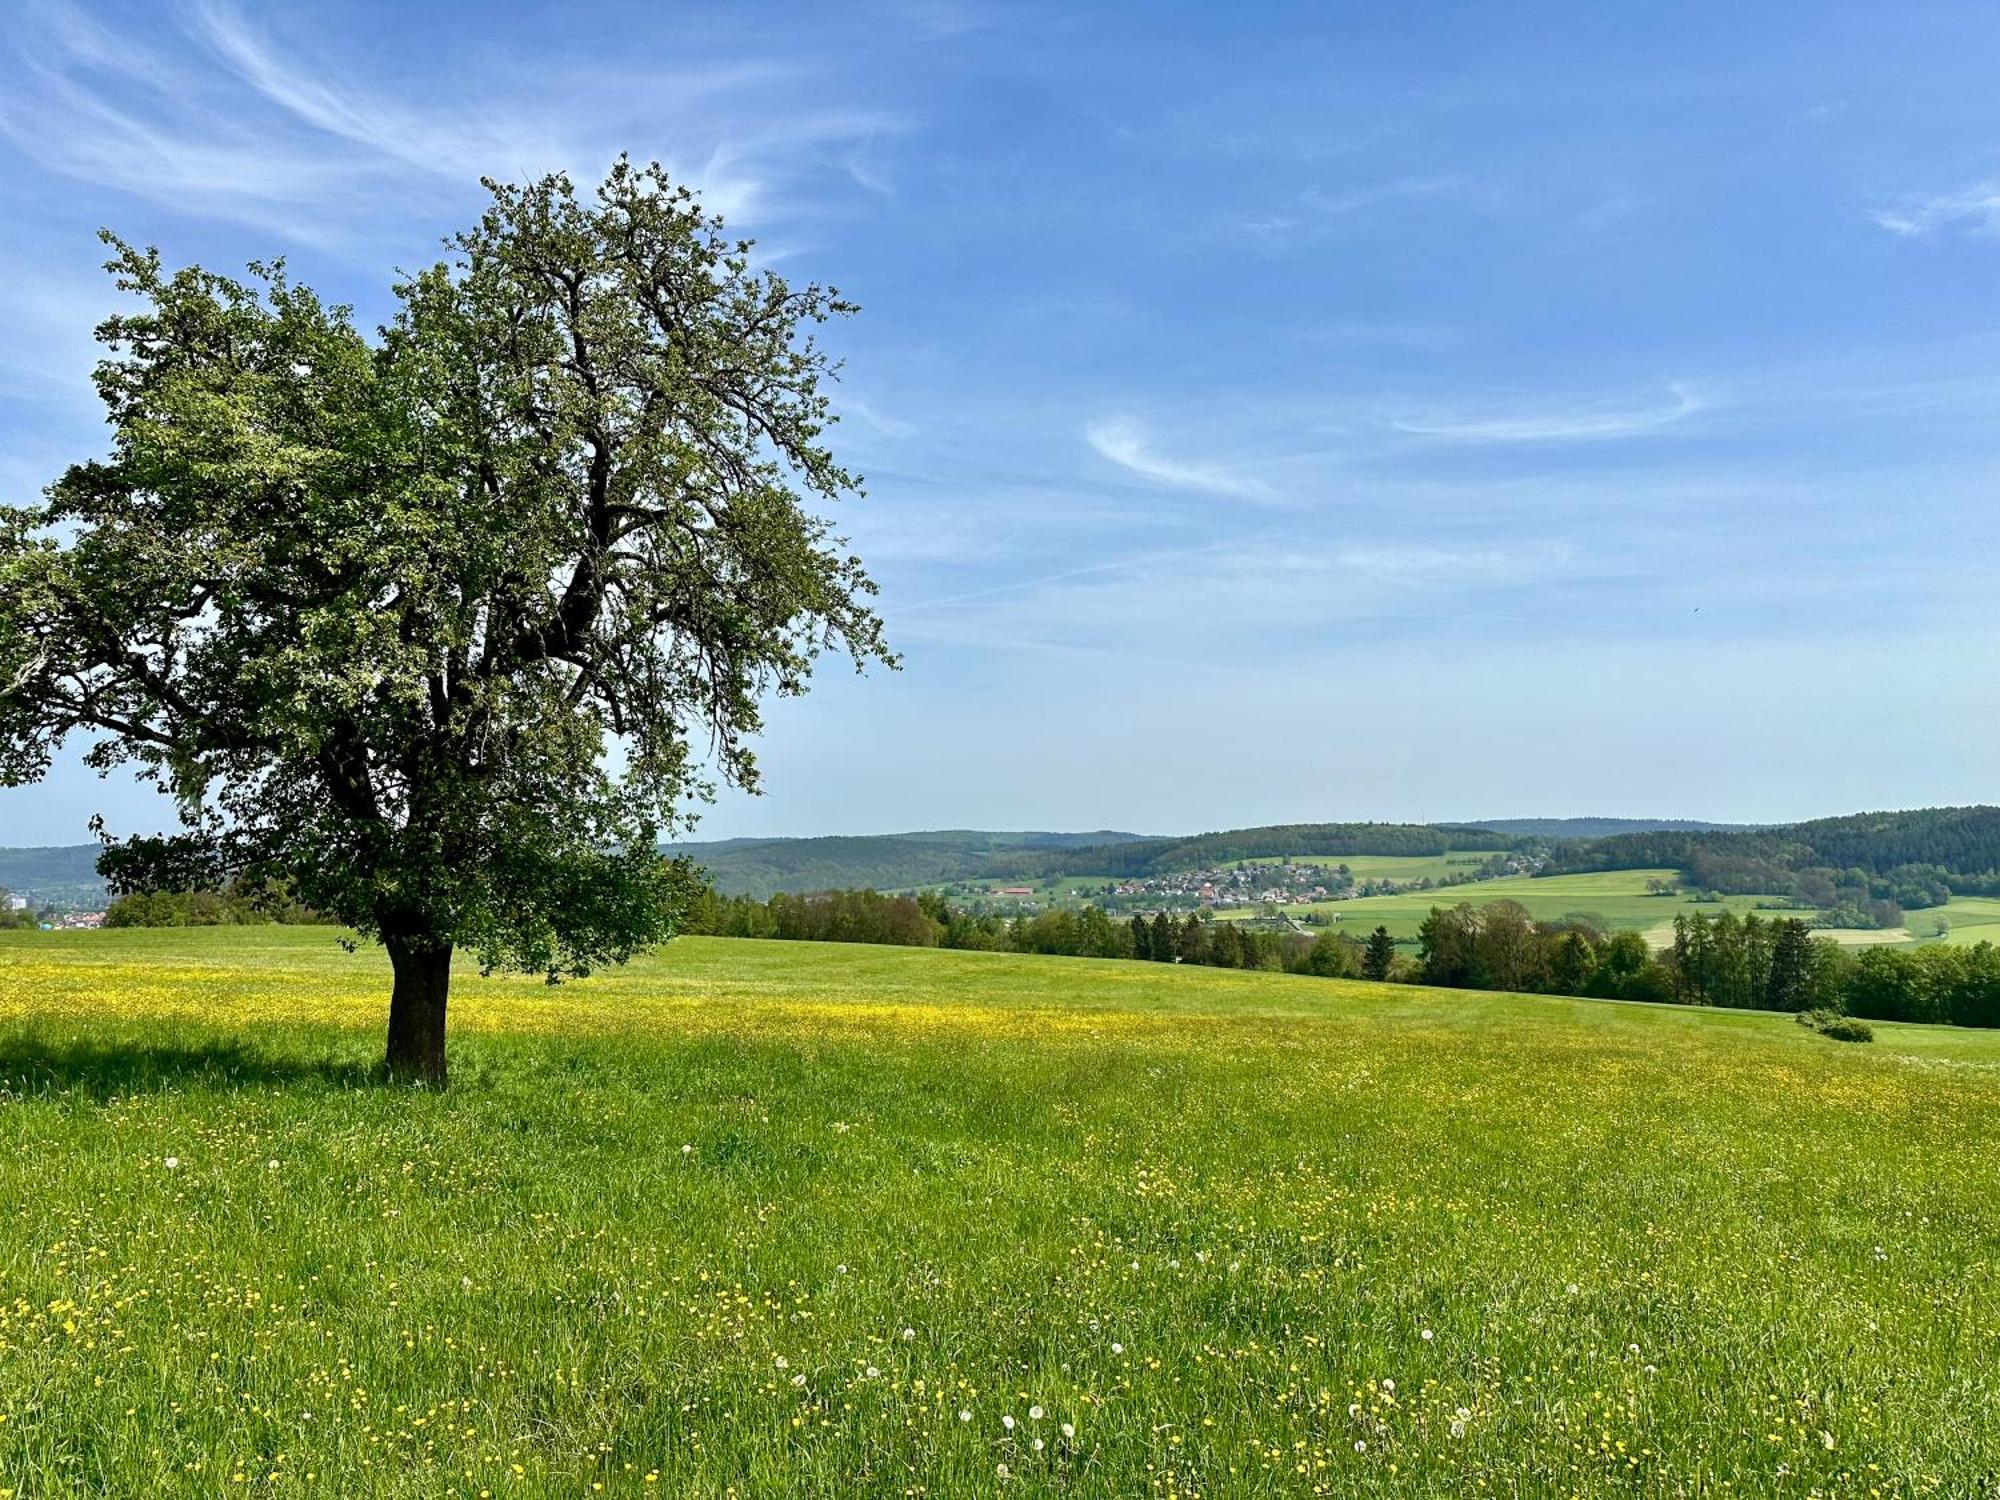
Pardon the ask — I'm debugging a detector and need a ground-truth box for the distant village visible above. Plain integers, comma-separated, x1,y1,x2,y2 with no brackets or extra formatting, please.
3,892,106,929
947,852,1542,919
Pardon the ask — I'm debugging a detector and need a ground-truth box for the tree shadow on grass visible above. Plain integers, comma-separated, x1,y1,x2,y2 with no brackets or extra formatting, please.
0,1035,379,1101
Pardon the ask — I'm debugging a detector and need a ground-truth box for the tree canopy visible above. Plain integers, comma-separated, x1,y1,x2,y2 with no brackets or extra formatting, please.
0,160,892,1081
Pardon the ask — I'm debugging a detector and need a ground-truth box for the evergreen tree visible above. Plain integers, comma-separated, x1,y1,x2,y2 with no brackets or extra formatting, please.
1767,918,1815,1012
1128,913,1153,961
1178,912,1209,964
1150,910,1176,962
1363,925,1396,981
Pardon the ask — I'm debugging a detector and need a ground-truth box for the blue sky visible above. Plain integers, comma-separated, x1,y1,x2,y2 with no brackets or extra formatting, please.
2,0,1998,846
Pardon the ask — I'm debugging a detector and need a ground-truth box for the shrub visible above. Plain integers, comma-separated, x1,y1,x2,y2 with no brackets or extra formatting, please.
1797,1007,1872,1042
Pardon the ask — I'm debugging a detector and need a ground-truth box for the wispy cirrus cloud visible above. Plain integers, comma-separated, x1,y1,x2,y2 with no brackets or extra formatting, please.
0,0,903,247
1392,382,1704,443
1872,180,2000,238
1085,418,1272,498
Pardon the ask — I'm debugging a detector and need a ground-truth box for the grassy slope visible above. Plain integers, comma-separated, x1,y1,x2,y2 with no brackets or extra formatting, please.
2,929,1998,1496
1216,867,1799,934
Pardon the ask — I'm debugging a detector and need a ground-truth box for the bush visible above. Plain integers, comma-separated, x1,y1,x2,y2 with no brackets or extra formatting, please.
1796,1007,1872,1042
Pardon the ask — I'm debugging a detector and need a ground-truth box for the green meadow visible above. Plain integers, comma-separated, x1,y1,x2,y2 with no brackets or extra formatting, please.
2,928,1998,1496
1213,867,1919,948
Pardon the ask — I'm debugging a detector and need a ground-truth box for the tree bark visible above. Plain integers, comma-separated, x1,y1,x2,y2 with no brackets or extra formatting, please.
384,936,452,1086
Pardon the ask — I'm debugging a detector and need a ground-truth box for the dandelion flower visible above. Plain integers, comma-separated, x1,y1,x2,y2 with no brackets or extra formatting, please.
1420,1329,1433,1341
865,1366,879,1379
995,1462,1010,1479
1029,1405,1043,1420
163,1157,180,1170
1061,1423,1075,1439
902,1327,914,1341
959,1410,972,1423
1111,1342,1123,1355
1353,1440,1367,1453
1002,1415,1015,1431
1382,1378,1395,1393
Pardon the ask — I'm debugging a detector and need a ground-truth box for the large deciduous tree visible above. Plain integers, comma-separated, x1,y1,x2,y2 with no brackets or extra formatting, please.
0,161,892,1083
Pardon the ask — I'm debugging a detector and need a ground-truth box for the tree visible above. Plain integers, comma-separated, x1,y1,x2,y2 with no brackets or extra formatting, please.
1299,930,1358,978
1472,900,1541,993
1150,910,1176,963
1766,918,1815,1012
1129,913,1153,961
1549,929,1595,995
0,162,892,1084
1177,913,1209,965
1362,925,1396,981
1417,904,1480,987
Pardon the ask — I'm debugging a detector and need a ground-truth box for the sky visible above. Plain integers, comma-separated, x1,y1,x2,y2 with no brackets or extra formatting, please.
2,0,1998,846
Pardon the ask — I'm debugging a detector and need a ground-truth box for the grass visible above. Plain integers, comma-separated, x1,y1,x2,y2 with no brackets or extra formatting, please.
1925,895,2000,947
1211,868,1898,947
2,928,1999,1496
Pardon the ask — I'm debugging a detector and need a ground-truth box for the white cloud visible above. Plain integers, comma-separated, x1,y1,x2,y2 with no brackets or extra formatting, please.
0,0,902,246
1085,419,1271,498
1392,382,1704,443
1872,181,2000,238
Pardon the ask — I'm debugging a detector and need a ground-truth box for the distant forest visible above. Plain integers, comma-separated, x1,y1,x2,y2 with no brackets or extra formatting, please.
1544,806,2000,913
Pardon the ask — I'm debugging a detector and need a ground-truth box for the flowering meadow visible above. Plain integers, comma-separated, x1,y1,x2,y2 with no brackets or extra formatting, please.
1,929,1997,1497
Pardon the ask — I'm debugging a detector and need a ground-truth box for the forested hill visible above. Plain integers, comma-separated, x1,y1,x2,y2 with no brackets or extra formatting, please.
1541,806,2000,900
985,822,1515,880
1471,817,1749,840
0,845,110,907
664,830,1147,900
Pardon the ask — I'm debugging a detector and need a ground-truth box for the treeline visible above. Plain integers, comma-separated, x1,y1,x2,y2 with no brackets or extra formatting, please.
682,887,1400,980
1542,806,2000,905
687,886,2000,1032
103,883,323,927
1414,902,2000,1028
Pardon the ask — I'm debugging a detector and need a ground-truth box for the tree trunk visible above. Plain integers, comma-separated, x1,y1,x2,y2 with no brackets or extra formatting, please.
385,937,452,1086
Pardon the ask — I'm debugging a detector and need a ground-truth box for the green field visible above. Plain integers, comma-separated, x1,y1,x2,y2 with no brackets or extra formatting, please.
1928,896,2000,946
1211,867,1936,949
3,929,1999,1496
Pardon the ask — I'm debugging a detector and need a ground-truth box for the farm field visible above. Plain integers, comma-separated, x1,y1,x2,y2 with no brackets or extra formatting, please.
2,931,1999,1495
1216,868,1803,936
1929,895,2000,947
1216,867,1936,951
